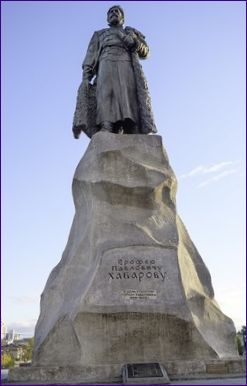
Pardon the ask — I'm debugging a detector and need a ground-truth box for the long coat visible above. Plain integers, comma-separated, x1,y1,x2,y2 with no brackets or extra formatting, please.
72,26,157,138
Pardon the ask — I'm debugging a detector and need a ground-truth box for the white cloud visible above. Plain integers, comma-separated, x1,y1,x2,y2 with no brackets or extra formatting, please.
197,169,238,188
180,161,239,180
179,160,242,188
180,165,205,179
203,161,237,174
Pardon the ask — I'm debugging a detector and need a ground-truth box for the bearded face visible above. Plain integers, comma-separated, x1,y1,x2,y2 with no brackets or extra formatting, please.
107,6,124,26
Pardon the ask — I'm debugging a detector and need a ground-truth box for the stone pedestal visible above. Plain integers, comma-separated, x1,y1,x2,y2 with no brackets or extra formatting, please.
10,133,238,383
9,358,245,383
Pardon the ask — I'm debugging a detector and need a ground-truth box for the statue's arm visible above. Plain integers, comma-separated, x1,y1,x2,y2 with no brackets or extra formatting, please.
82,32,99,81
124,26,149,59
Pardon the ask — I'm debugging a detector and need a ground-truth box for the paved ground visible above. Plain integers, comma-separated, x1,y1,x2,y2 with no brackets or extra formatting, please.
2,380,246,385
171,377,246,385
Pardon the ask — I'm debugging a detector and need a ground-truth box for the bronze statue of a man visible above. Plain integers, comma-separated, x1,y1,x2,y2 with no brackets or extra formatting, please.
73,5,157,138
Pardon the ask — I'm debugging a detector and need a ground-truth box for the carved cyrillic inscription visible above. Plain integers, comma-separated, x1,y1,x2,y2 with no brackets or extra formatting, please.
107,258,167,282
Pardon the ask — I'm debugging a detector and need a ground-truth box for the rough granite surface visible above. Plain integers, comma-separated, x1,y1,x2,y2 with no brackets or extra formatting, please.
32,132,237,367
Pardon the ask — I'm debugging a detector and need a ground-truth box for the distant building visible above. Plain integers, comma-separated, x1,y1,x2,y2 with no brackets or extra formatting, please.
1,322,7,340
5,329,22,344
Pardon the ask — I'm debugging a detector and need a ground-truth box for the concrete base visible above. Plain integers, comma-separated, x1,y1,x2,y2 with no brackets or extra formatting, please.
8,364,122,384
166,358,246,380
9,358,245,384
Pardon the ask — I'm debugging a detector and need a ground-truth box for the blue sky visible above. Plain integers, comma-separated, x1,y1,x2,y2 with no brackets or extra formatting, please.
2,1,246,337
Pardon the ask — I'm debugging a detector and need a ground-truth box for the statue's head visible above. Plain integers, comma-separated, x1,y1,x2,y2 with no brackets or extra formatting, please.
107,5,124,26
